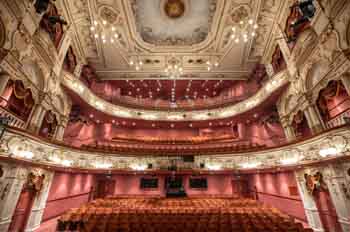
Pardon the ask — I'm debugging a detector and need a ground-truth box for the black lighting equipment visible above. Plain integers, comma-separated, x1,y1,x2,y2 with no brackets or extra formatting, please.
292,0,316,28
48,16,68,26
34,0,55,14
0,117,10,140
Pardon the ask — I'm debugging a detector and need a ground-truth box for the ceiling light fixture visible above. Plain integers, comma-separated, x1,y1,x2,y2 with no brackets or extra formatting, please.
231,19,258,44
91,20,119,44
128,56,144,71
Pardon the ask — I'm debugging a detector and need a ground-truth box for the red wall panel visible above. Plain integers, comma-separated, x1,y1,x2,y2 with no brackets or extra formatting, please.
42,172,96,222
247,171,307,222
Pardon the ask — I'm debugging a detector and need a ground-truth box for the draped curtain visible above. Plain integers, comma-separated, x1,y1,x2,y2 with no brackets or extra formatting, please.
6,80,34,121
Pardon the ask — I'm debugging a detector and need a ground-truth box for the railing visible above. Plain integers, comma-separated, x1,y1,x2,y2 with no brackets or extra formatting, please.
326,109,350,129
0,98,26,129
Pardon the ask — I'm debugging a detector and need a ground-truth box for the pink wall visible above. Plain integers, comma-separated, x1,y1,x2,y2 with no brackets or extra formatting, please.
41,172,96,222
100,174,233,197
247,171,307,222
248,122,286,146
183,175,233,196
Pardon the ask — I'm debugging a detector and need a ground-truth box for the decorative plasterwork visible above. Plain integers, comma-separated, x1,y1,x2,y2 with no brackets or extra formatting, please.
1,126,349,171
131,0,216,46
62,70,288,121
56,0,285,79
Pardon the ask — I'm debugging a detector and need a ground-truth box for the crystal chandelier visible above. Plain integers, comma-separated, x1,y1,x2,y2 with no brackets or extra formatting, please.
230,19,258,43
90,20,119,44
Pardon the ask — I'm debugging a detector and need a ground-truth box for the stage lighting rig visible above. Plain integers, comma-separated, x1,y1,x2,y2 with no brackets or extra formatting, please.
291,0,316,28
48,15,68,26
34,0,56,14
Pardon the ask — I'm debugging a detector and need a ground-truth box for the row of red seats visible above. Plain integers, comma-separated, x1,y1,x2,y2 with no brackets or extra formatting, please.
57,198,313,232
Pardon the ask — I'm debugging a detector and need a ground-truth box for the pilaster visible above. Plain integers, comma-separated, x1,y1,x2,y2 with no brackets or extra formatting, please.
295,170,325,232
25,171,54,232
281,117,296,142
26,93,47,133
55,115,69,141
323,164,350,232
303,97,326,134
0,165,28,232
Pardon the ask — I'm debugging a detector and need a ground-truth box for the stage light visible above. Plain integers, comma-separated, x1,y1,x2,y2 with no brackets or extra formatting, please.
34,0,52,14
291,0,316,28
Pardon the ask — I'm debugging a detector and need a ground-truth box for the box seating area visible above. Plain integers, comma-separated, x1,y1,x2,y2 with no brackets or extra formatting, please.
57,198,313,232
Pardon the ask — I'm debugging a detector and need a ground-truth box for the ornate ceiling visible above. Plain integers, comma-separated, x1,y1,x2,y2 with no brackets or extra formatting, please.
58,0,284,80
132,0,217,46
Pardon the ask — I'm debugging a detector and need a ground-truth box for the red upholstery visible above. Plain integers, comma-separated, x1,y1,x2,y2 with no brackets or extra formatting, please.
58,198,313,232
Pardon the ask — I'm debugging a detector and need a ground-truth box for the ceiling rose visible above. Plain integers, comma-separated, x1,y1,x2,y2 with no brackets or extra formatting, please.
164,0,186,19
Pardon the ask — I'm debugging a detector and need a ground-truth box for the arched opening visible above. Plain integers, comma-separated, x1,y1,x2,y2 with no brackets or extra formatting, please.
0,80,35,122
316,80,350,126
63,46,77,74
292,110,311,138
271,45,286,73
39,3,65,49
39,110,58,139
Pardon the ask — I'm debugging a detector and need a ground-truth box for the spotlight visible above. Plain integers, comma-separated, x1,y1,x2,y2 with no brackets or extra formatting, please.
34,0,56,14
48,16,68,26
291,0,316,29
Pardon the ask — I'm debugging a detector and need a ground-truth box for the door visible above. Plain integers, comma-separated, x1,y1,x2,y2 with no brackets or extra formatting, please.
96,180,116,198
8,187,36,232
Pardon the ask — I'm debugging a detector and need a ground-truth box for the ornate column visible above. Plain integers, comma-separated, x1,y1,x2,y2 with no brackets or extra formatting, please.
295,170,325,232
26,93,47,133
323,164,350,232
303,95,326,134
25,171,54,232
55,115,69,141
281,117,296,142
0,73,10,95
0,165,28,232
304,104,326,134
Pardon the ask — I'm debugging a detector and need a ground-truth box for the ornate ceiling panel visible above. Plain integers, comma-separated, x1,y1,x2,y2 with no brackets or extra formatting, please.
58,0,284,80
131,0,217,46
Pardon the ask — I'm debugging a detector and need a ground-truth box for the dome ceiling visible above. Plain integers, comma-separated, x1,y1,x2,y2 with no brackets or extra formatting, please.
58,0,283,80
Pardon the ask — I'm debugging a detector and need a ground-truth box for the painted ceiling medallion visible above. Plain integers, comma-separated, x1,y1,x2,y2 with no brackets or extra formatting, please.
132,0,216,46
164,0,185,19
